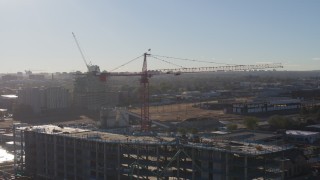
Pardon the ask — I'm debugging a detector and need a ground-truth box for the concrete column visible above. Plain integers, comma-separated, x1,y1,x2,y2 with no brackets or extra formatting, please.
104,143,106,180
21,130,25,170
177,152,180,179
13,127,16,171
19,130,25,170
281,159,285,180
184,156,187,180
244,155,248,180
53,136,57,178
263,157,266,180
73,139,76,180
225,153,229,180
156,145,160,180
45,135,48,176
96,141,98,179
136,147,140,179
63,136,66,179
192,148,195,180
146,145,149,179
117,144,120,180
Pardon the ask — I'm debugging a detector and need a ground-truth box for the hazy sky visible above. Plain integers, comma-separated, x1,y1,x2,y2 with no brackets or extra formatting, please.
1,0,319,73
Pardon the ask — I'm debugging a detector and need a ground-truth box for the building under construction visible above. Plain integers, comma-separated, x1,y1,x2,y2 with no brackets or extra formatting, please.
72,33,119,112
73,72,119,112
13,124,310,180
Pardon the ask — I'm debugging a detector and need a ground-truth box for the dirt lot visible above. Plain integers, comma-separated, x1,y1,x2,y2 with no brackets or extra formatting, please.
0,119,18,129
55,115,97,127
130,103,243,122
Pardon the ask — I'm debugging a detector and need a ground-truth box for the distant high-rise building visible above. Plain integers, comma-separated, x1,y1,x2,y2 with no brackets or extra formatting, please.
29,74,45,80
17,87,71,114
1,74,18,81
18,87,42,113
43,87,71,112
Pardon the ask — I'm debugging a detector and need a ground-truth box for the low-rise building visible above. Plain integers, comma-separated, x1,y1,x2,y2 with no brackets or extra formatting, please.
1,74,18,81
228,98,301,115
305,124,320,132
286,130,319,144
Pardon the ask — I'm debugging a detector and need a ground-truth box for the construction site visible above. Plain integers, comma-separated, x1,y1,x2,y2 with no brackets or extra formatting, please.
10,60,316,179
10,38,311,180
14,124,298,180
2,1,320,179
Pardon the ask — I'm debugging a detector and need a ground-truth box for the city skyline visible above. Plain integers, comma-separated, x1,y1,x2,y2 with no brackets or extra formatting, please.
1,0,319,73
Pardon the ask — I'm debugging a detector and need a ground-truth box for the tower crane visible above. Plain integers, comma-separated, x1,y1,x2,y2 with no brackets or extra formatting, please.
72,32,100,73
99,52,283,132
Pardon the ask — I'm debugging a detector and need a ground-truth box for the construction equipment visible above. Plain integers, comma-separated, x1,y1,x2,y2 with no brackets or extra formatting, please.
24,69,44,75
140,52,151,131
72,32,100,73
71,33,283,132
99,53,283,132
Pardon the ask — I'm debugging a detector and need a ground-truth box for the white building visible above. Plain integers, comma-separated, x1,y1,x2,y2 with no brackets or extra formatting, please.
231,98,301,114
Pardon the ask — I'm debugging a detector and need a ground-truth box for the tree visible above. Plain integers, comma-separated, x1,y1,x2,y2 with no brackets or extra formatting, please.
177,127,187,136
244,117,258,130
189,128,198,134
300,107,309,115
268,115,292,129
227,124,238,131
317,109,320,120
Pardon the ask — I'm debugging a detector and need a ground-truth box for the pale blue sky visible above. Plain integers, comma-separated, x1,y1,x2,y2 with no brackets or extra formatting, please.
0,0,319,73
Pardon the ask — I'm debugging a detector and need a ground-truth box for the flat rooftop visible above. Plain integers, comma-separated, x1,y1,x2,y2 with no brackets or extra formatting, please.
191,139,291,156
23,125,292,156
286,130,319,136
211,130,281,142
23,125,89,134
1,95,18,99
306,124,320,129
24,125,175,144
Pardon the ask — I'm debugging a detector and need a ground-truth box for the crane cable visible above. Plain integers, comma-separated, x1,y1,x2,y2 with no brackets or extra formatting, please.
109,54,144,72
151,54,239,66
150,56,185,68
110,53,241,72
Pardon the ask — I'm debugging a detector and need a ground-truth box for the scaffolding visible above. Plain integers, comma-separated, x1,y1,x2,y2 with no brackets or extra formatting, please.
13,123,28,175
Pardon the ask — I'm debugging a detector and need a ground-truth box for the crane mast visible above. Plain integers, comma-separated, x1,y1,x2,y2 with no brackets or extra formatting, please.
140,53,151,131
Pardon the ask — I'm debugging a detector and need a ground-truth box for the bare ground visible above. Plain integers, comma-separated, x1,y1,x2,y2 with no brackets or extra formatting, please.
130,103,243,122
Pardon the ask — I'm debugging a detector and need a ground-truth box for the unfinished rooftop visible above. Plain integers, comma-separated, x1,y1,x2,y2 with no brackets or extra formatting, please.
22,124,292,156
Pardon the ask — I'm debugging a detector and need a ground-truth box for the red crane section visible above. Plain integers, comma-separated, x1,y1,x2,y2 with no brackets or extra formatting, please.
140,53,151,131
